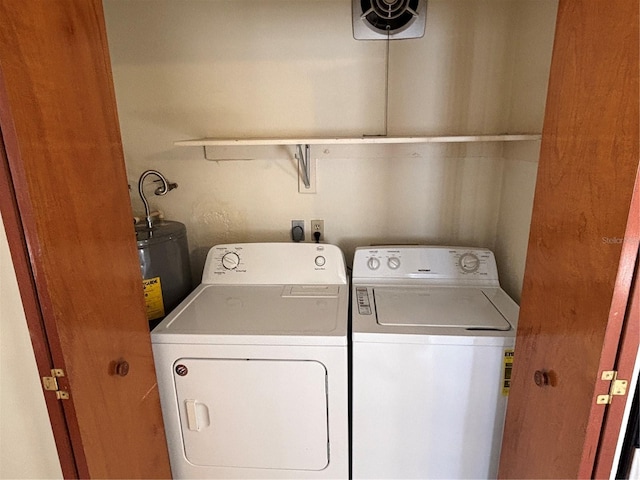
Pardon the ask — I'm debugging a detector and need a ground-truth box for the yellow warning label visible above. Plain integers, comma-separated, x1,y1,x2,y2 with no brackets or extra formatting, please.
143,277,165,321
502,349,514,396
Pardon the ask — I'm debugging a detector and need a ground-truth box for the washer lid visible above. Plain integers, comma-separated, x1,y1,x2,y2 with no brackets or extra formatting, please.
374,287,511,330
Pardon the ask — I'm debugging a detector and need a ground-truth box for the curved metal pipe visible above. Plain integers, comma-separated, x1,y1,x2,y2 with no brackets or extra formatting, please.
137,170,177,229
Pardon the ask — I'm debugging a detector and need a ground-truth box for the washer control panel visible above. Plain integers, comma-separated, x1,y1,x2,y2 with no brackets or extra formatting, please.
202,243,347,285
355,287,372,315
352,246,499,284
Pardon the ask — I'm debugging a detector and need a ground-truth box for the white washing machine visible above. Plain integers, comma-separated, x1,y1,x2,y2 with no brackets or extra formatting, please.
351,246,519,479
152,243,349,479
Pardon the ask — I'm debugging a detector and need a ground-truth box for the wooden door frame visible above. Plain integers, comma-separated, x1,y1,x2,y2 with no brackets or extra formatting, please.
594,256,639,477
0,129,78,478
589,169,640,476
591,171,640,477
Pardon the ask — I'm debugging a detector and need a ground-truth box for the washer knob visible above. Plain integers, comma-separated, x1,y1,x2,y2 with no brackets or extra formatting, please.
459,252,480,273
221,252,240,270
387,257,401,270
315,256,326,267
367,257,380,270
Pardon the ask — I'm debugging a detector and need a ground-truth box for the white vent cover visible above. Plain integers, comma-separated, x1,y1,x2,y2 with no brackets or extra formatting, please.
353,0,427,40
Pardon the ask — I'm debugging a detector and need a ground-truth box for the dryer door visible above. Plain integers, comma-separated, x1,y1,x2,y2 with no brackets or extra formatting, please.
172,358,329,471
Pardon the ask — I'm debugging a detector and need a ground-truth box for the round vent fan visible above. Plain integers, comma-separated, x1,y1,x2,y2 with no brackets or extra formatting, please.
353,0,427,40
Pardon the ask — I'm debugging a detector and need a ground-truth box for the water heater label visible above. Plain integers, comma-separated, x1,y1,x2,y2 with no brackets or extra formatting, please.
143,277,165,321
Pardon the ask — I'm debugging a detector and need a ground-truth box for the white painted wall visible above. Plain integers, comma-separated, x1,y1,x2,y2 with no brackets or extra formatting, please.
0,214,63,479
103,0,558,300
494,142,542,299
493,0,558,300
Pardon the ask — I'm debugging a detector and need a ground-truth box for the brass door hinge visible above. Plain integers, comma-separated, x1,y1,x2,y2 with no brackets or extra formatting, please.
42,368,69,400
596,370,628,405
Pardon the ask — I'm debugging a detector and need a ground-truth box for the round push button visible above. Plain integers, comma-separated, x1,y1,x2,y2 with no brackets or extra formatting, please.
315,256,326,267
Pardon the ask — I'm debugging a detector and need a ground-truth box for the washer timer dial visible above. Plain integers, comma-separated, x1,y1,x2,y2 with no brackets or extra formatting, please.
221,252,240,270
459,252,480,273
387,256,401,270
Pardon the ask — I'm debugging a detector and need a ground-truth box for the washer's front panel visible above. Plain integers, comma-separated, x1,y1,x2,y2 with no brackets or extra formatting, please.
352,340,512,479
173,358,329,471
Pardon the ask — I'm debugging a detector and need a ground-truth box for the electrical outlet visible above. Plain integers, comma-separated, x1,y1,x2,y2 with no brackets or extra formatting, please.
291,220,305,242
311,219,324,243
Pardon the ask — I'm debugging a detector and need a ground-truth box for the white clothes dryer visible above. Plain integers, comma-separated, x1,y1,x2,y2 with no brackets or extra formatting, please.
351,246,519,479
152,243,349,479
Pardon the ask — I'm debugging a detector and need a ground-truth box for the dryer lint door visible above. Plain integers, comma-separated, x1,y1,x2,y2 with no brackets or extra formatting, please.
172,358,329,471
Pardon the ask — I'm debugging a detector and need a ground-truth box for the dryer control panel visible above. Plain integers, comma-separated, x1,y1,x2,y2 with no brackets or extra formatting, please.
352,246,499,285
202,243,347,285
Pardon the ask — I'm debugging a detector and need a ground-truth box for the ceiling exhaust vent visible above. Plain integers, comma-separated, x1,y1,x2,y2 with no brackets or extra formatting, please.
353,0,427,40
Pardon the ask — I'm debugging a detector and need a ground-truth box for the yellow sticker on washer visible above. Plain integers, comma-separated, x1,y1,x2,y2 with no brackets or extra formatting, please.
143,277,165,321
502,349,514,396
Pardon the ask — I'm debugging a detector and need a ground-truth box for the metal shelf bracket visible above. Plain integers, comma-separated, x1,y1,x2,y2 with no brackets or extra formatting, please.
296,144,316,193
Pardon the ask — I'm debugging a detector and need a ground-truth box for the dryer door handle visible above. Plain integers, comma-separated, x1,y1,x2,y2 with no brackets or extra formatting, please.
185,399,210,431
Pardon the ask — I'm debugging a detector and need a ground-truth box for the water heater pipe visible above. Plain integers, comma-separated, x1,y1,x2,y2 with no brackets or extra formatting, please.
137,170,177,229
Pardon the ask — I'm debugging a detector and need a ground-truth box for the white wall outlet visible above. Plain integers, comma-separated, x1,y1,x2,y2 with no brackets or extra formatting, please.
310,219,323,242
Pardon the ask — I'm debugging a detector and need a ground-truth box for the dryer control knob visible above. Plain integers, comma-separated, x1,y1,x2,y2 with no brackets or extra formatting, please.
367,257,380,270
221,252,240,270
387,256,401,270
